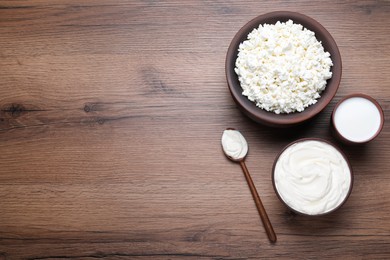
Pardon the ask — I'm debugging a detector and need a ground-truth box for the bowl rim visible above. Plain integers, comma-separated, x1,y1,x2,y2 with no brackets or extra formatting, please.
226,11,342,127
271,137,354,216
331,93,385,144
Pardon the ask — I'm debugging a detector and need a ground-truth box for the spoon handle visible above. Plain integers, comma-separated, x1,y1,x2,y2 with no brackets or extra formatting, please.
240,160,277,243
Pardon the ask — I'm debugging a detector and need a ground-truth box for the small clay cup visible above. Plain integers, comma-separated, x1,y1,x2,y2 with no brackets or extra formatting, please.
331,93,384,145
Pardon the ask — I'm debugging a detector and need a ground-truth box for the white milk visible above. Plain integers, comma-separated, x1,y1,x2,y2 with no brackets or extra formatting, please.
334,97,382,142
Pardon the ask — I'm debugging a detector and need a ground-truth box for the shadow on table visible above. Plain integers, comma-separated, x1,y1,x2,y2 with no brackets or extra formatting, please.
277,204,354,238
248,110,331,145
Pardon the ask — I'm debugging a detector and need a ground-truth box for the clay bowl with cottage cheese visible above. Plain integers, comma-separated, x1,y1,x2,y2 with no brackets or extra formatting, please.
272,138,353,216
226,11,342,127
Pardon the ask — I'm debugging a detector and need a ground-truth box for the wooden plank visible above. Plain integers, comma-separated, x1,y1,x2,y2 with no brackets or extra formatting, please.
0,0,389,259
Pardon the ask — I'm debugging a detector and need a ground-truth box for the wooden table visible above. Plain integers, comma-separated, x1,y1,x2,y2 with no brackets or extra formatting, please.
1,1,389,259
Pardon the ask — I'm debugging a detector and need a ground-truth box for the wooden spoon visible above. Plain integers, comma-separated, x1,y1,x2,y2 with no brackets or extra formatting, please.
222,128,277,243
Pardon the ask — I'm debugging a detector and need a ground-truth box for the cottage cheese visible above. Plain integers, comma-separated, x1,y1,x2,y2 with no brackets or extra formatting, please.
235,20,333,114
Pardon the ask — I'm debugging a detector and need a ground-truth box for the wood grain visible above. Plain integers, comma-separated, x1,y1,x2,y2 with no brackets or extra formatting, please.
0,0,389,259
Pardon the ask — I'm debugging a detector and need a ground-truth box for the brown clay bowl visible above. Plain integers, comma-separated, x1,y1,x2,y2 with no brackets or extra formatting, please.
226,11,342,127
271,138,354,216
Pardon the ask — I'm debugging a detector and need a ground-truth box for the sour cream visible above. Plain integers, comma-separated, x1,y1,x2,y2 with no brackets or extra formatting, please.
221,129,248,161
273,140,352,215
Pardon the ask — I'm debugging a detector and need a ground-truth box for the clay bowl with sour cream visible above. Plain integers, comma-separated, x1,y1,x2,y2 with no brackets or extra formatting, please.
272,138,353,216
226,11,342,127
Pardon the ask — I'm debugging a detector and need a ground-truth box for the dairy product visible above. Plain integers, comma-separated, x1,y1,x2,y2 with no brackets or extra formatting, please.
274,140,351,215
235,20,333,114
334,96,382,143
221,129,248,161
